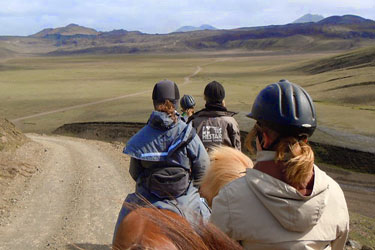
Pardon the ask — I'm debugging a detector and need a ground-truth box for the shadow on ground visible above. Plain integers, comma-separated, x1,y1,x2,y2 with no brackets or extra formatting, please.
54,121,375,174
66,243,111,250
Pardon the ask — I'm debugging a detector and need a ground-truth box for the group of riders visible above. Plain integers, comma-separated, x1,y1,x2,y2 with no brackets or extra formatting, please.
113,79,349,249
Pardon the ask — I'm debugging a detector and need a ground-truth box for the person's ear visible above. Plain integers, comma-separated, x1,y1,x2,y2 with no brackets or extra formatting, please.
262,132,272,148
222,100,226,107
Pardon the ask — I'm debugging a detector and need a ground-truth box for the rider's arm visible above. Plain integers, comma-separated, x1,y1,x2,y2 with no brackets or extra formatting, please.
186,134,209,184
129,158,143,181
210,187,233,237
331,211,349,250
331,226,349,250
227,118,241,151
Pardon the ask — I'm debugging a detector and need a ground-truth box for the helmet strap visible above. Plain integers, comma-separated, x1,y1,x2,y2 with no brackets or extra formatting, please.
257,130,281,151
266,137,281,151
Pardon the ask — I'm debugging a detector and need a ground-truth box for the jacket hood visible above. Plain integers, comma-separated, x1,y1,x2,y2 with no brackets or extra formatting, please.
124,111,195,165
245,166,329,232
148,111,177,130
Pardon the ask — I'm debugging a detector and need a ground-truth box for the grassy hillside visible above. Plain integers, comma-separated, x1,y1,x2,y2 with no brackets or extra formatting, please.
294,47,375,108
2,15,375,56
301,46,375,73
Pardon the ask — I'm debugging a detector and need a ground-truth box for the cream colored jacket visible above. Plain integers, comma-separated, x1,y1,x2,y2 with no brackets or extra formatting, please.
210,151,349,250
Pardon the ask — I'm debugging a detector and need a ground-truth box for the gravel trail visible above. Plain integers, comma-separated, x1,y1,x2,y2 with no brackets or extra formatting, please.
0,134,133,250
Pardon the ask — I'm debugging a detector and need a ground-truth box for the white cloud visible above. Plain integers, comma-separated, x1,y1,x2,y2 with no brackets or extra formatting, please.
0,0,374,35
288,0,375,9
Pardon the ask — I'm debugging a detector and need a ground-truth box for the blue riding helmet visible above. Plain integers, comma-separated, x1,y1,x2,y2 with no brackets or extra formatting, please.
180,95,196,110
247,79,317,138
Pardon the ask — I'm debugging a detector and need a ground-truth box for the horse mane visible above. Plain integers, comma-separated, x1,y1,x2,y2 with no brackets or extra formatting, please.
192,218,243,250
199,146,253,206
113,202,242,250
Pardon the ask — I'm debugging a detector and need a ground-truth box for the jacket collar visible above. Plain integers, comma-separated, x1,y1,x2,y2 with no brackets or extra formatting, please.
255,150,276,162
205,102,227,111
191,109,237,118
254,150,314,196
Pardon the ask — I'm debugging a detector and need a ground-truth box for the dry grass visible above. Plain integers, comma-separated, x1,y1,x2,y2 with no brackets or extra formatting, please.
0,118,28,151
349,212,375,247
0,51,374,138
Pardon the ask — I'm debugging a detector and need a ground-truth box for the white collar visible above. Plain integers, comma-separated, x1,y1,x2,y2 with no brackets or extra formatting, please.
256,150,276,162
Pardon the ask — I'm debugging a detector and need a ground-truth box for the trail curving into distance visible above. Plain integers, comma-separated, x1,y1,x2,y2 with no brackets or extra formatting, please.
182,66,201,86
11,65,203,123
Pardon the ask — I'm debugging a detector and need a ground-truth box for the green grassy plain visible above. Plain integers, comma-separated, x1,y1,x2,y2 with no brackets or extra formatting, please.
0,51,374,138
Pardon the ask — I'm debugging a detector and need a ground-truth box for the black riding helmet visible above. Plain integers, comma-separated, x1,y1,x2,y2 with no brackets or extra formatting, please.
180,95,196,110
152,80,180,108
247,79,317,138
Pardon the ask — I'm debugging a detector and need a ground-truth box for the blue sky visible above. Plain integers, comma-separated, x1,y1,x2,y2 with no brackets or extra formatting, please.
1,0,375,36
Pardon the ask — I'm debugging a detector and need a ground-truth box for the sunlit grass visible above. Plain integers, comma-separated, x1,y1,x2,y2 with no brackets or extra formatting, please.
349,212,375,247
0,51,374,135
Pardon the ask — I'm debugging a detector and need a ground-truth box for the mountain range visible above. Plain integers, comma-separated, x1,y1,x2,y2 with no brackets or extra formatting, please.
174,24,217,33
1,14,375,56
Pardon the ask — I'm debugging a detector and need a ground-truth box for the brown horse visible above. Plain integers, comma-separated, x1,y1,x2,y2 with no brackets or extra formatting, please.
112,205,242,250
113,146,251,249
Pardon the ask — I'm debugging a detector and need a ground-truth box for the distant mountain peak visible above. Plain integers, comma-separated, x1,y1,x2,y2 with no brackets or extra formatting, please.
66,23,80,28
318,15,375,25
293,14,324,23
174,24,217,33
31,23,98,38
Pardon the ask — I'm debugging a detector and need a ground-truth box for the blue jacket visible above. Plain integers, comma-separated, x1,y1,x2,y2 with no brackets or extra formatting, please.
124,111,209,183
113,111,210,235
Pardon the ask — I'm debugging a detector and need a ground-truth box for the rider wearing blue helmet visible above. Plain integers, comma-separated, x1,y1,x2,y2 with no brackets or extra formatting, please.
180,94,196,120
211,80,349,249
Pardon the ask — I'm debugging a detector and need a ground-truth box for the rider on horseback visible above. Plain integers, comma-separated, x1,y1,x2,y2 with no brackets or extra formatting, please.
210,80,349,249
113,80,211,240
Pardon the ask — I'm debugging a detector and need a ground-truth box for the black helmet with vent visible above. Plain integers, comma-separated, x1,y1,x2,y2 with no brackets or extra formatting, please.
180,95,196,110
247,79,317,137
152,80,180,107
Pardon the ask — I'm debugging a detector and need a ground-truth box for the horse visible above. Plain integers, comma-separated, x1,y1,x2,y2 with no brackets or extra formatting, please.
112,204,243,250
199,146,253,206
113,146,252,249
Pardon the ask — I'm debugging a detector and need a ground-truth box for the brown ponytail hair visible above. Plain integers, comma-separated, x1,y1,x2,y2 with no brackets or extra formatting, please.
155,99,178,123
245,123,314,188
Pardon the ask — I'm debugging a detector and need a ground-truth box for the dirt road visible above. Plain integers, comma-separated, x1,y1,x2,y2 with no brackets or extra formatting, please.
0,134,134,250
1,134,374,250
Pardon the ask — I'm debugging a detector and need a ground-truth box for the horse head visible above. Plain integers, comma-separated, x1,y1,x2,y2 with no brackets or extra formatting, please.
199,146,253,207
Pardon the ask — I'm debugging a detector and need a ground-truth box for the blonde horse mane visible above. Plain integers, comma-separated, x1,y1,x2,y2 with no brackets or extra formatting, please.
199,146,253,206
